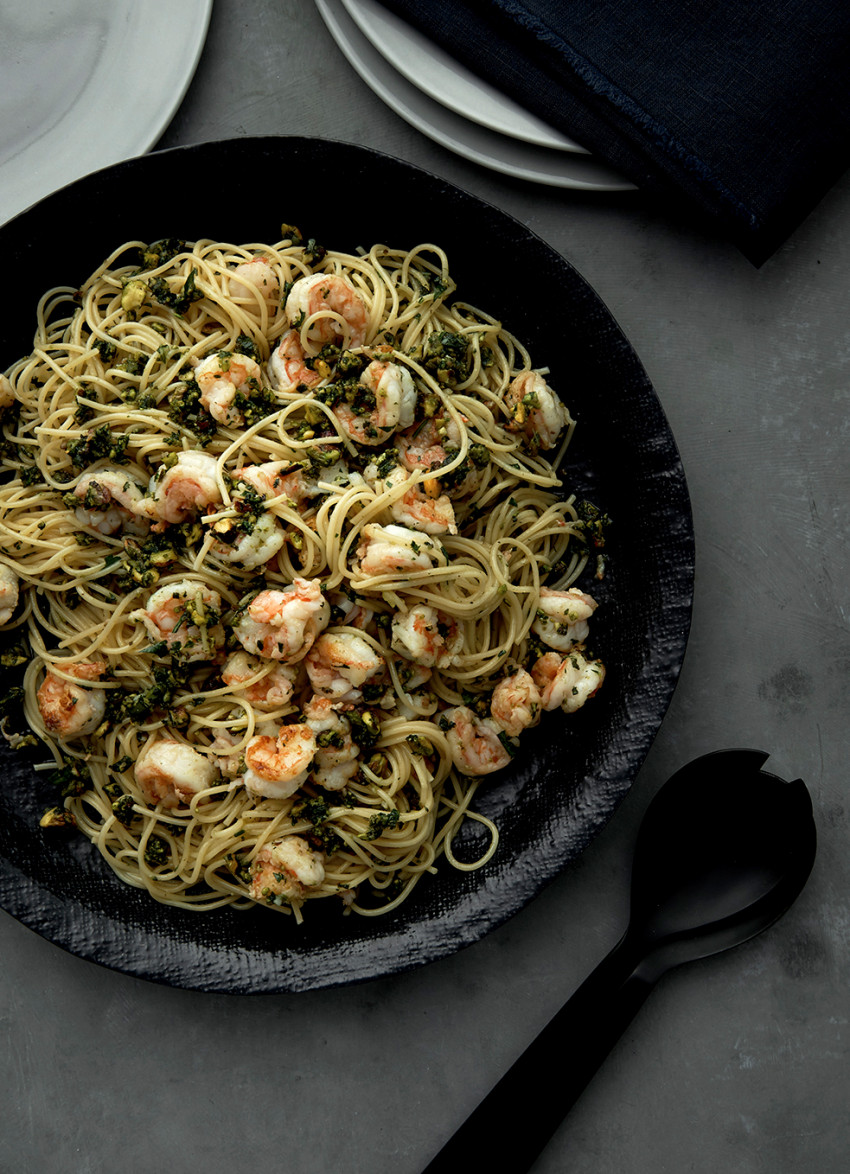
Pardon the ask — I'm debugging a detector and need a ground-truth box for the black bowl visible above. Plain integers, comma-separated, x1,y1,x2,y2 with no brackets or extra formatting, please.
0,137,693,992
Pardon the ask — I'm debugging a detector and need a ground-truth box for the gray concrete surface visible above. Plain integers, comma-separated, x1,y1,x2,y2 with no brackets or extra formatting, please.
2,2,848,1171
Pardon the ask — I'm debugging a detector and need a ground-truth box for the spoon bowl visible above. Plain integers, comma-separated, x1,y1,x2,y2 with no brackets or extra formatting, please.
423,749,817,1173
628,748,816,973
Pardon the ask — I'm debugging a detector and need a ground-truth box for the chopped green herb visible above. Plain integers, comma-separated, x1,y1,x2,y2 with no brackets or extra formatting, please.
67,425,131,469
148,267,203,316
574,500,612,548
143,836,170,866
47,757,92,799
233,333,261,363
93,338,117,363
422,331,470,384
139,238,188,270
114,662,189,723
362,809,401,841
347,709,382,750
111,794,136,827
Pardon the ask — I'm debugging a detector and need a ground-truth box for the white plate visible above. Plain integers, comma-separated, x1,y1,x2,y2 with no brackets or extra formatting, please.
315,0,633,191
0,0,212,226
340,0,584,153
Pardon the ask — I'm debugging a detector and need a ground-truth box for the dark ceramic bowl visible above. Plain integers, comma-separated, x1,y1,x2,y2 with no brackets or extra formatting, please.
0,137,694,992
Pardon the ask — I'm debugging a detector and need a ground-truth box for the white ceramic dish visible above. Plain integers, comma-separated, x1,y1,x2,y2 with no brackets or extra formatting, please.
0,0,212,225
340,0,585,152
315,0,633,191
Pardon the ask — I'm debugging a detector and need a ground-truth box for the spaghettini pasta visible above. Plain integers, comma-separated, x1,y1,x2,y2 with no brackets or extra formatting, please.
0,229,607,921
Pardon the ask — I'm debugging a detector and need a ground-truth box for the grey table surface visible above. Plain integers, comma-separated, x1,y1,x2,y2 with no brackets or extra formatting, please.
2,2,848,1172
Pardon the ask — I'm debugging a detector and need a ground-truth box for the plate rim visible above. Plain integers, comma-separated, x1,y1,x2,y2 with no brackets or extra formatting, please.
337,0,585,152
314,0,635,192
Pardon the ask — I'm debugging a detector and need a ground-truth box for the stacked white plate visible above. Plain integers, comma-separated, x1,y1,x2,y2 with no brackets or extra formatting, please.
315,0,634,191
0,0,212,226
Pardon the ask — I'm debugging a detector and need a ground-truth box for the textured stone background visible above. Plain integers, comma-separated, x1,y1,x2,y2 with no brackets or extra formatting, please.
1,2,847,1171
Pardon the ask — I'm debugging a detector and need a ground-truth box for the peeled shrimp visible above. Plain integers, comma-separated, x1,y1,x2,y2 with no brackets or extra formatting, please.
531,650,606,713
396,662,439,718
138,450,222,530
0,564,19,626
0,373,14,410
249,835,325,905
233,458,351,514
221,651,298,712
268,329,325,392
234,461,314,506
208,510,285,570
208,730,246,780
532,587,598,651
227,257,280,310
284,273,369,348
390,470,456,535
242,723,317,799
207,461,316,568
441,705,512,776
220,457,353,565
135,580,225,661
490,669,542,738
334,359,416,446
195,350,265,427
355,523,448,577
504,371,571,452
327,590,375,631
391,604,463,668
303,695,360,790
367,463,456,535
232,578,330,663
395,413,461,472
305,632,385,702
69,467,147,536
134,738,218,809
36,660,106,740
394,414,479,498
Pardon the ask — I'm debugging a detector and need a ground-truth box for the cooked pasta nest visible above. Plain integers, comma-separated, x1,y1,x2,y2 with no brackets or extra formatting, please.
0,228,609,922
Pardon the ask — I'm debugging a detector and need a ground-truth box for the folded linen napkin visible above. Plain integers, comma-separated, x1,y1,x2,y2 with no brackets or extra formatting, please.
380,0,850,264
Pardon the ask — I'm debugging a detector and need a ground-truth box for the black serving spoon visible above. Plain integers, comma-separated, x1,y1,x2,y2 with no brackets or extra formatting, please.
422,749,817,1173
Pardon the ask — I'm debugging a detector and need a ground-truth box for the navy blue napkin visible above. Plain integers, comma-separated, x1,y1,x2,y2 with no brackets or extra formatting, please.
380,0,850,264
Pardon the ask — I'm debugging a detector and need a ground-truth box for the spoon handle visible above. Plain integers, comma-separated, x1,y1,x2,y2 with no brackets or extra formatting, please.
422,934,655,1174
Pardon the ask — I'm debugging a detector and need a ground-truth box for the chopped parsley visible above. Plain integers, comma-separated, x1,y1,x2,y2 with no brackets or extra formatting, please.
148,267,204,316
362,809,401,841
47,757,92,799
422,331,470,384
67,425,131,469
